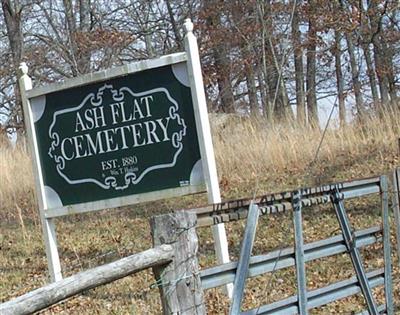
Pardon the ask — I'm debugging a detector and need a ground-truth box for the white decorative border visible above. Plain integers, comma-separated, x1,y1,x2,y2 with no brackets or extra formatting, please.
48,84,186,190
172,62,190,87
31,95,47,123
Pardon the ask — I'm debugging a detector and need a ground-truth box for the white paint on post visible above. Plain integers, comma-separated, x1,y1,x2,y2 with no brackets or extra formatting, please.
183,19,233,298
18,63,62,283
42,218,62,282
212,222,233,296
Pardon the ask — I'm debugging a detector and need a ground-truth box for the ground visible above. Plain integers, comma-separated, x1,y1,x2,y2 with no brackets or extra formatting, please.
1,114,399,314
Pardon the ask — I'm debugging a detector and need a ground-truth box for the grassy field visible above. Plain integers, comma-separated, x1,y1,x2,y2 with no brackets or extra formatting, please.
0,108,399,314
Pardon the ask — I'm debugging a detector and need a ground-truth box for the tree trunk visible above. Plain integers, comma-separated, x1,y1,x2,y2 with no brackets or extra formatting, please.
231,5,259,116
145,32,155,58
204,4,235,113
264,0,290,120
367,0,390,106
166,0,183,50
362,43,379,108
381,39,397,104
336,1,363,117
246,62,258,116
256,0,272,119
77,0,91,73
62,0,91,75
372,42,390,105
334,30,346,127
213,46,235,113
257,67,270,118
386,10,398,105
306,7,318,127
2,0,24,131
358,1,379,109
2,0,22,65
292,0,306,125
345,33,364,117
63,0,78,76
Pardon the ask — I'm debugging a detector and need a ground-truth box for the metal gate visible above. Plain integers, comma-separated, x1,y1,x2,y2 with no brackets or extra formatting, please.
197,176,394,314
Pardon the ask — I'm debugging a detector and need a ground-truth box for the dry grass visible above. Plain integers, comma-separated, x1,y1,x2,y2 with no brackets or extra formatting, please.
2,107,399,215
0,106,399,314
0,140,35,220
212,107,400,198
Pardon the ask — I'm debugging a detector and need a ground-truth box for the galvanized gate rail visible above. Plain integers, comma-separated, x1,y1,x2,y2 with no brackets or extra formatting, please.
2,176,395,315
195,177,381,227
196,176,394,314
229,203,260,315
331,186,379,314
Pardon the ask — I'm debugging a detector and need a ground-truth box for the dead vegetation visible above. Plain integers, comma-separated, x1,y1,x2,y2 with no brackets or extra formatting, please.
0,107,399,314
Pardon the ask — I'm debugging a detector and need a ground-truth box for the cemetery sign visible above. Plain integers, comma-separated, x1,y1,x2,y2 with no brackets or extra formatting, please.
26,58,205,216
19,19,224,283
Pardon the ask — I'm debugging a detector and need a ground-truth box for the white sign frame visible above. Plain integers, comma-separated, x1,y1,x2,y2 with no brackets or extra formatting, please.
25,52,207,219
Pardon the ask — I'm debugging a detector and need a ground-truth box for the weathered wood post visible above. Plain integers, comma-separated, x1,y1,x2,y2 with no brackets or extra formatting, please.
151,211,206,315
0,245,174,315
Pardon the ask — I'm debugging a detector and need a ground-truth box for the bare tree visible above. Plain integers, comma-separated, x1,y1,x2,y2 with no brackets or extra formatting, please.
0,0,399,133
334,30,346,127
292,0,306,124
367,0,391,105
306,0,318,126
1,0,24,133
62,0,91,75
202,0,235,112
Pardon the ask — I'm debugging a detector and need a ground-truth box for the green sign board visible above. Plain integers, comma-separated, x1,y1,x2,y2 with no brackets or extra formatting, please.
28,60,205,212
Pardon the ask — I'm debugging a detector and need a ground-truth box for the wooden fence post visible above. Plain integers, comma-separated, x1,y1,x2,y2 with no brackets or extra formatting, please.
151,211,206,315
0,245,174,315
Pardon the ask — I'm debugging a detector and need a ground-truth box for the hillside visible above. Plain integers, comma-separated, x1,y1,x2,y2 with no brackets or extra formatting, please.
0,109,399,314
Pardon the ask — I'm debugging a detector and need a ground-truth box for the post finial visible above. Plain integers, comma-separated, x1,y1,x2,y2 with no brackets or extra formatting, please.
184,18,194,33
19,62,28,75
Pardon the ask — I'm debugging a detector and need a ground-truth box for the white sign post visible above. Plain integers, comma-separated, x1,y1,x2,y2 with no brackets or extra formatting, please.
184,19,233,297
18,63,62,282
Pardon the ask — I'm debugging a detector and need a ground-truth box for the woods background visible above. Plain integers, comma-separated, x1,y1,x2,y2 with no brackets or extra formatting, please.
1,2,400,314
0,0,399,136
